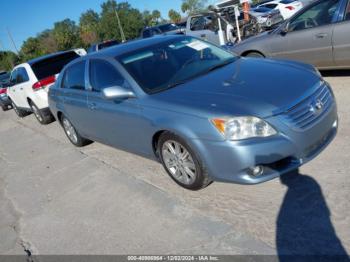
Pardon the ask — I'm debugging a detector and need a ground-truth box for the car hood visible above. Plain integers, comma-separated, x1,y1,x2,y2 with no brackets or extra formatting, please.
147,57,322,119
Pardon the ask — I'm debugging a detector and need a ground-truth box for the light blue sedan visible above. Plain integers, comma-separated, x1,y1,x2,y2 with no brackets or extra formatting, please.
48,35,338,190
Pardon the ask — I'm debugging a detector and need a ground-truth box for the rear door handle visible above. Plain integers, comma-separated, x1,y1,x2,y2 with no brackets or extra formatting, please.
201,34,206,38
315,33,328,39
88,102,98,110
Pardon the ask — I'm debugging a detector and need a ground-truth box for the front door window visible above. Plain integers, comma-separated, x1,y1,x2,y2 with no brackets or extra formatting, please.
289,0,340,31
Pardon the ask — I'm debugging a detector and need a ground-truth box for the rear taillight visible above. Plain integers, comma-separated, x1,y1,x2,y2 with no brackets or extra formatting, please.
0,88,6,95
32,75,56,91
285,6,295,10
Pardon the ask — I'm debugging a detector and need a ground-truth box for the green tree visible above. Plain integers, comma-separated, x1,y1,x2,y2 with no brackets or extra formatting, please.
21,37,46,61
99,0,144,41
152,10,161,24
52,19,79,50
0,51,19,71
181,0,208,15
79,9,100,46
142,9,162,27
168,9,182,23
38,30,59,54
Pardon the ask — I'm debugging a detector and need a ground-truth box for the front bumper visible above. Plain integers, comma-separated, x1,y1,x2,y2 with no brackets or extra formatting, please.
189,102,338,184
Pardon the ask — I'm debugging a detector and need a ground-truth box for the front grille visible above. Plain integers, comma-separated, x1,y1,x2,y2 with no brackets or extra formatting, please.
283,84,333,130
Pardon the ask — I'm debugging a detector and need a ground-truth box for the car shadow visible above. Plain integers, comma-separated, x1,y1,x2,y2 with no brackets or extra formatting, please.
276,170,349,261
320,70,350,77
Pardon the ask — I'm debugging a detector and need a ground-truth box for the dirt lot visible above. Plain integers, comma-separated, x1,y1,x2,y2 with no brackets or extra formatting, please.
0,72,349,256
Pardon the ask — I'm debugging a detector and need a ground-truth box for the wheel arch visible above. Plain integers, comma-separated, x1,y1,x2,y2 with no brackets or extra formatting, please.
241,50,266,57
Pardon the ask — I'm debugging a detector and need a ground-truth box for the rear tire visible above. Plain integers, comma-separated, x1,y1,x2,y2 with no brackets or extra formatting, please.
60,114,92,147
11,101,29,118
158,132,212,190
245,52,265,58
29,101,54,125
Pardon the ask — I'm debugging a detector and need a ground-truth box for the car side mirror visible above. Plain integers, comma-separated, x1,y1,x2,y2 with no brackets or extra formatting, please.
280,22,290,35
102,86,136,100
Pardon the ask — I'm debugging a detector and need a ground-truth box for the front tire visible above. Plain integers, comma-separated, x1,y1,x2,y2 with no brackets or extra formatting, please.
29,101,54,125
11,101,29,118
245,52,265,58
60,115,92,147
158,132,212,190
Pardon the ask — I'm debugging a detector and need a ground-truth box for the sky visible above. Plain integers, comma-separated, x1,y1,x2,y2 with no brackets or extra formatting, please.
0,0,194,53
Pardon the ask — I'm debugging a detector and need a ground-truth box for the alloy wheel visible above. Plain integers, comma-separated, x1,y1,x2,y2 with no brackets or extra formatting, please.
31,103,43,122
62,118,78,144
161,140,197,185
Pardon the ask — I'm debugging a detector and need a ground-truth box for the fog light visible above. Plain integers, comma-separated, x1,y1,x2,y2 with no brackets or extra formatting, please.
248,166,264,177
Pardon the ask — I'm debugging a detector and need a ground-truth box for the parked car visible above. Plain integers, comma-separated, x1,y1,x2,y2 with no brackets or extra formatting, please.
0,71,10,83
230,0,350,69
248,7,285,27
87,40,119,53
7,49,86,124
259,0,304,19
141,23,183,38
0,81,12,111
49,35,337,190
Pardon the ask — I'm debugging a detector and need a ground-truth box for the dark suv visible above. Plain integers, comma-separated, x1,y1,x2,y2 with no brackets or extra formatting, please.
141,23,182,38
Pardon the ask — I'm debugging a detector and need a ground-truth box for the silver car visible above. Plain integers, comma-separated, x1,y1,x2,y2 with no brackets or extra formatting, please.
249,7,284,27
231,0,350,69
48,35,337,190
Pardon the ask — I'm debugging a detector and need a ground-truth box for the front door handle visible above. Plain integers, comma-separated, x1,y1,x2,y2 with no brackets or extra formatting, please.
88,102,98,110
315,33,328,39
201,34,206,38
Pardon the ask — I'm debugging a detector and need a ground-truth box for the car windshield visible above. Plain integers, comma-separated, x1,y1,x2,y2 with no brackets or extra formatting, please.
118,37,237,94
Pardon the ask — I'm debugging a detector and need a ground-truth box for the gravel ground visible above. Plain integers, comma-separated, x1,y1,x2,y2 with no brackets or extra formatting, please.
0,71,349,256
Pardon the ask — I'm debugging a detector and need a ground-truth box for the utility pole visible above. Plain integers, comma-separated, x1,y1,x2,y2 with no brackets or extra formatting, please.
6,28,20,55
114,2,126,42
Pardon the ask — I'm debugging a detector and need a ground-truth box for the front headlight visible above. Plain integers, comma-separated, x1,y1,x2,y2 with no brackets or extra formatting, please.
211,116,277,140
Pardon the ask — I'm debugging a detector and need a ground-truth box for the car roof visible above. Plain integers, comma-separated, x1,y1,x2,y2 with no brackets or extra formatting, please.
27,49,81,66
86,35,186,59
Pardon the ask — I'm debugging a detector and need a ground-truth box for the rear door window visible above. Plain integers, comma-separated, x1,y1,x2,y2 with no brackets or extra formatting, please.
16,67,29,84
31,51,80,81
62,61,86,90
10,69,18,85
89,59,128,92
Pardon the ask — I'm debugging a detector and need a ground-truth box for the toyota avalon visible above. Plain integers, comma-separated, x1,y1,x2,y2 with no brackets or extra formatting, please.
48,35,338,190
